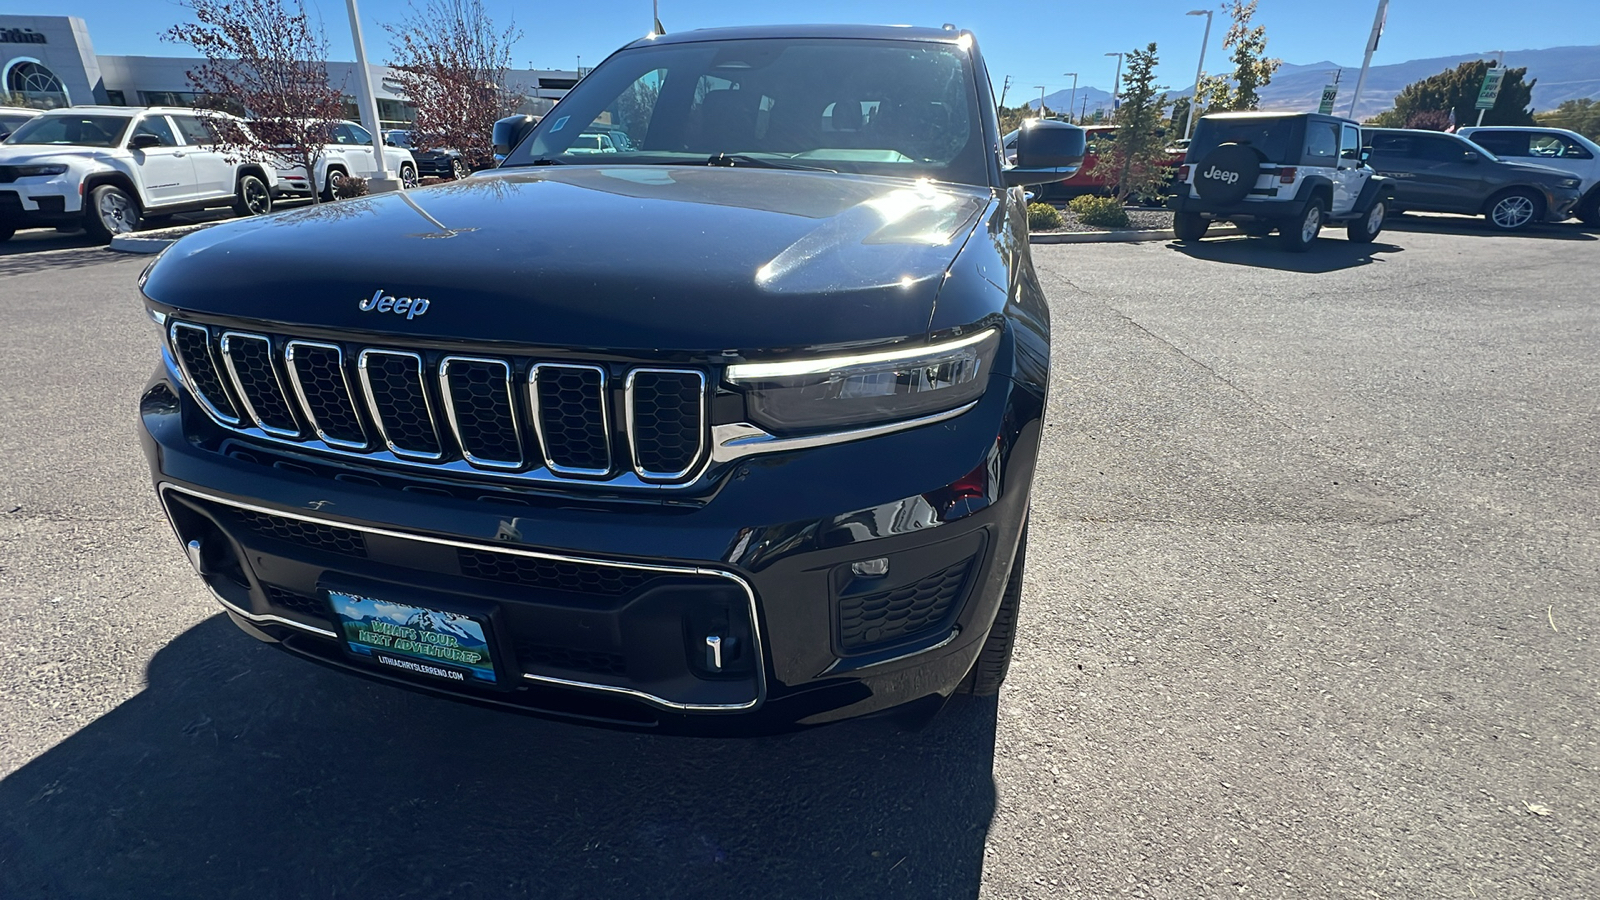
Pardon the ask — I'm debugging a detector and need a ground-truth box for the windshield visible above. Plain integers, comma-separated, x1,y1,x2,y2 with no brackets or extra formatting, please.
5,114,131,148
504,37,987,184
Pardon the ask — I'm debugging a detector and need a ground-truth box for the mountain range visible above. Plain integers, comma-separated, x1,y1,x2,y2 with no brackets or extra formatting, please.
1028,44,1600,122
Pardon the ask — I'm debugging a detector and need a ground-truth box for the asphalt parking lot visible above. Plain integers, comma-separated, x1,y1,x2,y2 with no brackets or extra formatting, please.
0,221,1595,899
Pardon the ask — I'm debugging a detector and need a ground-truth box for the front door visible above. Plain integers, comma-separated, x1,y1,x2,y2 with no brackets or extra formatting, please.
1331,124,1369,215
171,113,234,200
334,122,379,178
127,114,195,207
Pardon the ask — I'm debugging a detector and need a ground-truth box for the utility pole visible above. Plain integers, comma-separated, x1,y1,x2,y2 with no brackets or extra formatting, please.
343,0,398,191
1183,8,1213,140
1475,50,1505,127
1035,85,1047,117
1063,72,1078,126
1347,0,1389,120
1105,52,1124,116
1080,95,1089,122
998,74,1012,109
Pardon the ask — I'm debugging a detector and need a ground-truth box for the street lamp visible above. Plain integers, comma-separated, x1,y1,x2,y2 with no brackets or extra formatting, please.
343,0,398,192
1184,8,1214,141
1063,72,1078,125
1104,52,1124,118
1035,85,1047,117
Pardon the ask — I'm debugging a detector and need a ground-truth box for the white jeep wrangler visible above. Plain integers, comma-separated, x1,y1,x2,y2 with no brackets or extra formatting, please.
0,106,278,243
1169,111,1395,251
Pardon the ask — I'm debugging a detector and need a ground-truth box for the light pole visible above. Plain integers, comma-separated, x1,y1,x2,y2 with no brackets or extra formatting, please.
1063,72,1078,125
1348,0,1389,119
1105,52,1124,117
1183,9,1213,140
344,0,399,191
1035,85,1047,117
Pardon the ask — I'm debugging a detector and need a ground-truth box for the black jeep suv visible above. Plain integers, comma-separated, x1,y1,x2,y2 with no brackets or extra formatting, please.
137,25,1084,734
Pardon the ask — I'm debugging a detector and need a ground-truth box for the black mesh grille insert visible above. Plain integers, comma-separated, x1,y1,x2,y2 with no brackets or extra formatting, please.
287,343,366,447
515,641,628,676
838,556,975,653
534,365,609,473
233,509,367,557
443,358,522,466
170,324,240,422
262,584,330,621
224,334,299,434
361,351,441,457
457,548,650,596
630,370,705,478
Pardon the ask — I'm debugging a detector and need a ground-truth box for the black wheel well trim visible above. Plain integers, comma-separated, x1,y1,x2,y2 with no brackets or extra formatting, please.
82,172,141,205
1481,184,1546,216
235,164,270,185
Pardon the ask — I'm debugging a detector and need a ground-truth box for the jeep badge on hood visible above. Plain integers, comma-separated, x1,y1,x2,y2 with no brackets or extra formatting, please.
359,289,430,319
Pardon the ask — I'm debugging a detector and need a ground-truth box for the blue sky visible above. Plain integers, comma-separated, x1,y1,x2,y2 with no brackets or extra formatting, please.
50,0,1600,94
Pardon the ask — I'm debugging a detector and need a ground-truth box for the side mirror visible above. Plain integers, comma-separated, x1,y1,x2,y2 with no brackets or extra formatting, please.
1463,150,1482,163
130,133,164,150
1003,120,1086,187
1360,148,1372,163
492,114,537,158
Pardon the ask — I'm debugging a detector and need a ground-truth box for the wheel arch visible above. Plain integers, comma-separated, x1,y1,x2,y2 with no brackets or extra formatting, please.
1480,184,1545,218
82,171,141,205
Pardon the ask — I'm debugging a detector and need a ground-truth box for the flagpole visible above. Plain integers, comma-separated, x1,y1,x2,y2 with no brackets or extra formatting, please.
1346,0,1388,120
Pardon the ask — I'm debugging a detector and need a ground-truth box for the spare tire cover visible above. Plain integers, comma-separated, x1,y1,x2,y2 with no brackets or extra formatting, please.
1193,143,1264,204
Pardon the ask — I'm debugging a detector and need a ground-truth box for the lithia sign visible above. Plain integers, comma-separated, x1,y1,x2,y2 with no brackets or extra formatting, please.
1,27,49,44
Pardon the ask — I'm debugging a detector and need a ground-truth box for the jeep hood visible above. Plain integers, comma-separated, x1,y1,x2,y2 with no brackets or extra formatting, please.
141,166,992,354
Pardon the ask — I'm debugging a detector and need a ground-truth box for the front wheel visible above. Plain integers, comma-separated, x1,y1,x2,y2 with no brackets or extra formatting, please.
233,173,273,217
1347,198,1386,243
321,168,347,202
83,184,141,242
1485,189,1543,232
1173,212,1210,242
450,158,467,180
961,525,1027,696
1574,190,1600,227
400,164,418,189
1279,199,1323,252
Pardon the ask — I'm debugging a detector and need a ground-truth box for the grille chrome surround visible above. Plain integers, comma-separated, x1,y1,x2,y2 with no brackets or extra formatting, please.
529,363,612,477
439,356,523,470
284,340,369,450
169,322,242,425
625,368,708,482
357,349,445,461
219,331,301,438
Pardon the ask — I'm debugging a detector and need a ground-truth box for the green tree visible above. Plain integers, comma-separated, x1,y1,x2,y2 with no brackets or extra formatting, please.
1366,60,1536,128
1196,1,1281,112
1104,43,1173,202
1534,98,1600,141
1169,96,1192,137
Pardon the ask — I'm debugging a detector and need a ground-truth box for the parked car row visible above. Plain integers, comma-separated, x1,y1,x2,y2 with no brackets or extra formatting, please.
0,106,418,243
1004,123,1186,201
1166,110,1591,251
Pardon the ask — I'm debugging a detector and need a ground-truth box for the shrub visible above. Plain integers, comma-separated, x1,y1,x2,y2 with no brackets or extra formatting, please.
1069,194,1131,229
1027,202,1064,231
333,174,370,199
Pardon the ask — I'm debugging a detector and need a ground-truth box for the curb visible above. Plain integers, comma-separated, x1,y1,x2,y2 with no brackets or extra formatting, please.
1030,225,1241,244
109,223,220,254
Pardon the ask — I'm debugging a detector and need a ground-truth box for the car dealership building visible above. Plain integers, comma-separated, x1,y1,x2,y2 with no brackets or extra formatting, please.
1,14,573,127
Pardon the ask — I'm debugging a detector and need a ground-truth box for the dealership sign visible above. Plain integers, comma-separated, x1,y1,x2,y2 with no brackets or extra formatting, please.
1,27,48,44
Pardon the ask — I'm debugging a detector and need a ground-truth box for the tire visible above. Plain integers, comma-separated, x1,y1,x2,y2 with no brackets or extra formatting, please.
1347,198,1386,243
233,173,273,217
961,525,1028,696
450,158,467,180
400,164,418,189
1278,199,1324,252
1192,143,1263,205
83,184,141,243
1575,190,1600,227
321,167,347,202
1484,188,1543,232
1173,212,1210,242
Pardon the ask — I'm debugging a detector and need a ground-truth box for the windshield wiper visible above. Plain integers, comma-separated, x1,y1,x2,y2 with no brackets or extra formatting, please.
704,153,836,173
501,157,566,168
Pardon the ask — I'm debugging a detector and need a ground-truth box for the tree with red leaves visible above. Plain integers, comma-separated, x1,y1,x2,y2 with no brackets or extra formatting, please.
384,0,524,172
165,0,348,204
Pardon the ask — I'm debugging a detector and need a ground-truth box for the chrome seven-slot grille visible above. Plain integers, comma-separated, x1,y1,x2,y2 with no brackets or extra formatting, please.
169,321,708,483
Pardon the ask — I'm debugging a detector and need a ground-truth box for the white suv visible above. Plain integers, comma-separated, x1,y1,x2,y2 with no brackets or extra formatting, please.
1457,126,1600,225
263,119,417,199
0,106,279,243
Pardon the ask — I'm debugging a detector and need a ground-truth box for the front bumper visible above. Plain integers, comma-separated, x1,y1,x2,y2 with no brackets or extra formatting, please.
140,350,1040,735
0,183,82,228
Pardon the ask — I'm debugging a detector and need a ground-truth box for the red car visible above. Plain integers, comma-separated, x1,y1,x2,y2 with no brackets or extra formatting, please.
1026,125,1184,200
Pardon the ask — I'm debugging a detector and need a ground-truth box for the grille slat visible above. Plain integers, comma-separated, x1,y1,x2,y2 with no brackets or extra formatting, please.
441,357,523,468
515,641,628,677
457,548,651,596
531,364,611,475
233,509,368,557
838,556,975,653
221,332,301,436
359,350,443,459
627,369,707,480
285,341,367,448
169,323,241,424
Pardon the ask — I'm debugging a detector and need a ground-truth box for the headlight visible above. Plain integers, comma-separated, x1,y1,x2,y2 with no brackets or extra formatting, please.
725,328,999,434
1557,177,1581,189
15,164,68,177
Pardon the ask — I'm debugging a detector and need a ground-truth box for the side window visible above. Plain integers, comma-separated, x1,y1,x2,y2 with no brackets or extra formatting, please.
172,114,214,146
130,115,178,147
1415,136,1468,163
1305,124,1338,163
1368,133,1410,156
1469,131,1526,157
1531,133,1593,159
345,122,373,145
1340,125,1361,161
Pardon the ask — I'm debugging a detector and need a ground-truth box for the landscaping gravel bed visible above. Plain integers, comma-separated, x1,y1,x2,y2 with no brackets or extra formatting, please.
1036,205,1174,233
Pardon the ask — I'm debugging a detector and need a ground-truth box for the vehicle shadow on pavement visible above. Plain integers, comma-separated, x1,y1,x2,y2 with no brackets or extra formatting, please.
1166,235,1406,273
0,616,999,900
1382,214,1599,241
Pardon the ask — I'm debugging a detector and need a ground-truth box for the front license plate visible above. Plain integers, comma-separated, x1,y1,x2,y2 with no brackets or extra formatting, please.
326,591,499,686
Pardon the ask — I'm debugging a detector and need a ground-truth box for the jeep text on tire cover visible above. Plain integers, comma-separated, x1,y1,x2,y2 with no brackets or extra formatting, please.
136,25,1082,735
